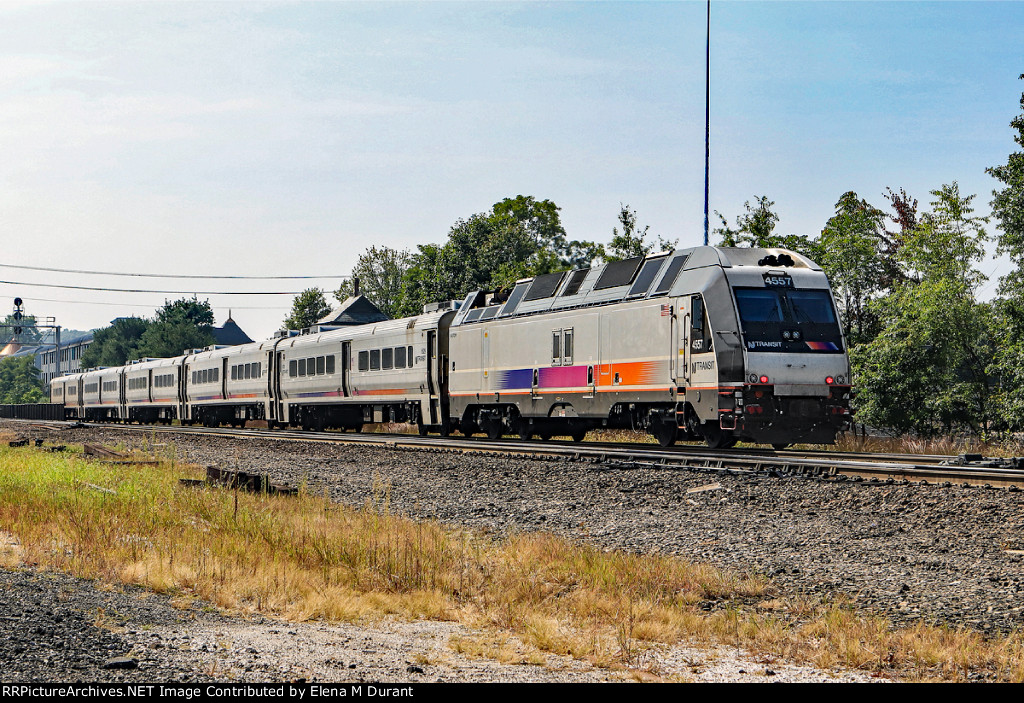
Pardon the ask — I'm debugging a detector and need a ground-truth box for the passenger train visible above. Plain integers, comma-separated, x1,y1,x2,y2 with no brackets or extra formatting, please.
50,246,853,448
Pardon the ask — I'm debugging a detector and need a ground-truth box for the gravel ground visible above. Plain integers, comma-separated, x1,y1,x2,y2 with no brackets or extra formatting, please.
13,419,1015,681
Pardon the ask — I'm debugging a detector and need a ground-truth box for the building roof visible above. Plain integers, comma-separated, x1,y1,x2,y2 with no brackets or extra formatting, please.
317,295,389,326
212,314,253,346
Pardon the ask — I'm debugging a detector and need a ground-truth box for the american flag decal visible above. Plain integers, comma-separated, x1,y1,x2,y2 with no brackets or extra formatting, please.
661,304,672,316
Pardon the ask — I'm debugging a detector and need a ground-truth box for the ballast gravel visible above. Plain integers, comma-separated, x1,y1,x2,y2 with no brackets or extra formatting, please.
10,420,1015,682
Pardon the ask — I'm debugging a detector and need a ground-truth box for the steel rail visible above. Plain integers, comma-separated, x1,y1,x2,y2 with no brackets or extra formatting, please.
19,419,1024,490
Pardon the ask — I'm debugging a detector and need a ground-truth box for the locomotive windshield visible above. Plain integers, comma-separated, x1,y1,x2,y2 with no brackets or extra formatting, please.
734,288,843,353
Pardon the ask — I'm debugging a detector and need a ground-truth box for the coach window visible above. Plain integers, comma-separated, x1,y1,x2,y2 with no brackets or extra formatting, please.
326,355,335,374
395,346,406,369
358,351,369,372
408,346,413,366
298,358,307,376
551,330,562,366
382,348,393,370
231,366,237,380
370,349,381,371
255,363,261,378
242,364,250,379
289,360,298,377
563,328,574,365
316,356,326,375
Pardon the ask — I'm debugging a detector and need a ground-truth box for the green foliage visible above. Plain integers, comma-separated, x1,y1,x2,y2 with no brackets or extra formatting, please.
817,192,888,345
848,184,994,437
137,297,216,358
852,279,995,436
153,297,215,327
988,74,1024,295
283,288,333,330
80,298,217,367
605,204,677,262
334,246,412,319
0,355,46,403
714,196,820,258
898,183,988,287
984,75,1024,431
80,317,152,368
137,320,215,359
714,196,781,248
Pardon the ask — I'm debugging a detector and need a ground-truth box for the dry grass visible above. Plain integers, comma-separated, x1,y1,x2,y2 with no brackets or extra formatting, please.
834,433,1024,457
1,441,1023,681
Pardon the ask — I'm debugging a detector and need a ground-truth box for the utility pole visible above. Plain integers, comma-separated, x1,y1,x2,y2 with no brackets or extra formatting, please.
703,0,711,247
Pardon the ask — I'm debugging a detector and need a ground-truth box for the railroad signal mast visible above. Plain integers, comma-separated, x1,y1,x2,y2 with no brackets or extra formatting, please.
2,297,63,378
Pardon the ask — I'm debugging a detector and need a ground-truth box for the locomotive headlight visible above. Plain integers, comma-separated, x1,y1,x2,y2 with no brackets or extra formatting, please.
793,330,801,340
782,330,792,340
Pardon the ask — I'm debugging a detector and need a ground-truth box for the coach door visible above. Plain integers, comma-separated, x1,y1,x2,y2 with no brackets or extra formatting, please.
341,342,352,398
426,330,438,425
271,351,284,423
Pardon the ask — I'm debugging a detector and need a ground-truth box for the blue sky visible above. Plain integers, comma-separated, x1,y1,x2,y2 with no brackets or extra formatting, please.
1,1,1021,339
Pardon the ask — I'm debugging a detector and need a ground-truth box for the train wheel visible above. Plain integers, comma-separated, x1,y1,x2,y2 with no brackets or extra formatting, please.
653,420,677,448
539,432,552,441
517,420,533,441
484,418,503,440
571,430,587,443
352,423,363,433
418,422,429,436
703,423,736,450
772,443,790,451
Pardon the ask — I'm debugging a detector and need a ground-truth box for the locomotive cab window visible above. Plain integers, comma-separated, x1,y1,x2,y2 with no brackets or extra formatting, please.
690,295,713,353
551,331,562,366
563,328,574,365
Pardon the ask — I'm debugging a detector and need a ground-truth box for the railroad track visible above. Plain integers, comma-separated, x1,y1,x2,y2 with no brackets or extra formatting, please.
16,419,1024,489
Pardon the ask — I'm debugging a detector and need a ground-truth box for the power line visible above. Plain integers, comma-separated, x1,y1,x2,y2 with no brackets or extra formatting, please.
9,296,290,310
0,279,310,295
0,262,350,280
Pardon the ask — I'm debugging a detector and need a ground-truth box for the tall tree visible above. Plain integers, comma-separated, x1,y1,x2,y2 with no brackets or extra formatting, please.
136,298,216,358
985,74,1024,429
283,288,332,330
604,204,676,262
817,192,888,345
80,317,152,368
0,355,46,403
714,196,780,247
851,184,994,436
334,246,412,319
